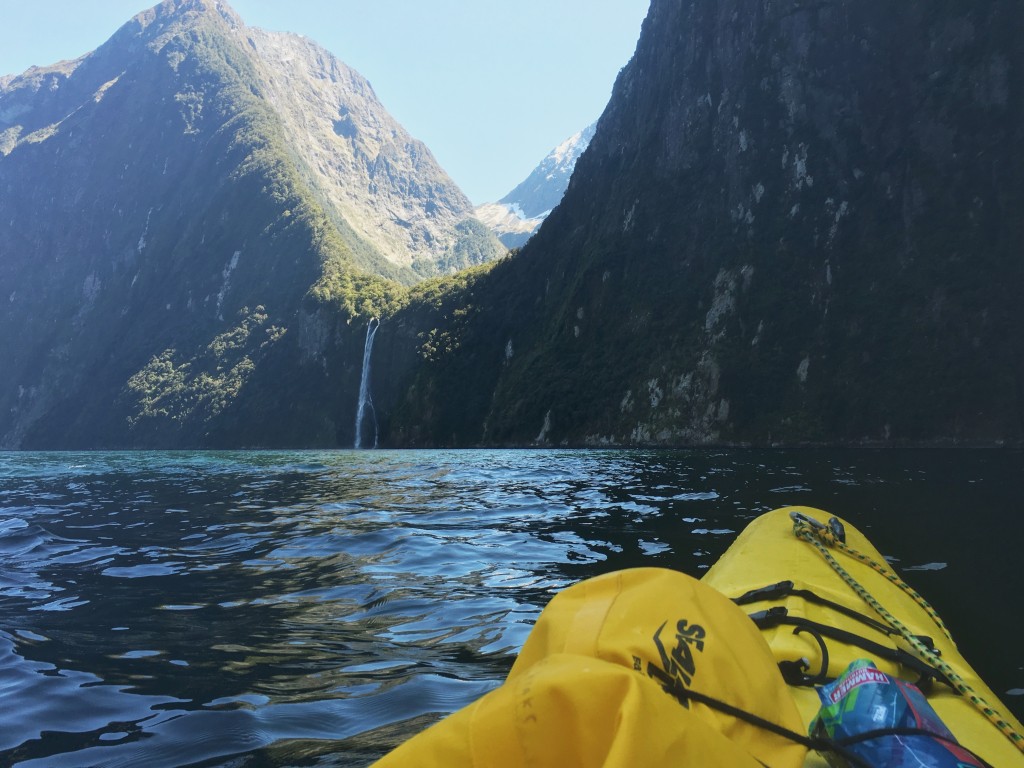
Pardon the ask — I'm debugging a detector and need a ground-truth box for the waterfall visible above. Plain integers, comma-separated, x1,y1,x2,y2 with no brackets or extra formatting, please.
354,317,380,449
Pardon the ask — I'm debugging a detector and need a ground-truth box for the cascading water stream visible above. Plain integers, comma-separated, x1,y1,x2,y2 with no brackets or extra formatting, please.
354,317,380,449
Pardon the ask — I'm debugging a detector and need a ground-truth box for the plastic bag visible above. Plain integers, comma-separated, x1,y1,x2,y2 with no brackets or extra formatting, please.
810,659,984,767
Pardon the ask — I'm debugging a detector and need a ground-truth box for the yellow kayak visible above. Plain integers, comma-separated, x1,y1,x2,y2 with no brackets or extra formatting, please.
704,507,1024,766
374,507,1024,767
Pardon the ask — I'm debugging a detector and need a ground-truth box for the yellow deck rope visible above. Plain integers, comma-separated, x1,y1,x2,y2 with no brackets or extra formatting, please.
791,514,1024,756
795,516,953,643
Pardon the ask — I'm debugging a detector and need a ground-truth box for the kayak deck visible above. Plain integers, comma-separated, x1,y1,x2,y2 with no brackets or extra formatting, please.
371,507,1023,766
703,506,1023,767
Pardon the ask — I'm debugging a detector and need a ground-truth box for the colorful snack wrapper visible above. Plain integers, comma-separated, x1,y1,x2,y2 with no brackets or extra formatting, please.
810,659,983,767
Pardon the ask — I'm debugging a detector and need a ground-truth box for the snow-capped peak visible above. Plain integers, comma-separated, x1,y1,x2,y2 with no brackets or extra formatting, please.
476,121,597,248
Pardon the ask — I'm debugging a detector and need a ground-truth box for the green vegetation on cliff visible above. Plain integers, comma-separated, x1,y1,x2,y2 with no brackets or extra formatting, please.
0,0,503,448
123,306,284,436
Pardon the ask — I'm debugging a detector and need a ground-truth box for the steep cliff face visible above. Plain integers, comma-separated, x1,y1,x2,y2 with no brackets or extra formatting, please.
391,0,1024,446
0,0,498,448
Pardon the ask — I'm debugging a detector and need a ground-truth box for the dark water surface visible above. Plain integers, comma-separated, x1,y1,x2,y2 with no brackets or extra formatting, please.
1,448,1021,767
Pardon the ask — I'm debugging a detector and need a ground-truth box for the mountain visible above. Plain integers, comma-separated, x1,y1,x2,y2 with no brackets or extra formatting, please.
5,0,1020,450
476,123,596,248
0,0,501,448
237,23,505,277
387,0,1024,447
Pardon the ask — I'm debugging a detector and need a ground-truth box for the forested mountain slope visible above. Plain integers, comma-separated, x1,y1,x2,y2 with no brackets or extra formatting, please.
0,0,501,447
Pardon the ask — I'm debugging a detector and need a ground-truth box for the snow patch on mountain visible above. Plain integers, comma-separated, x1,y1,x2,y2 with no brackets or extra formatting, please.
476,122,596,248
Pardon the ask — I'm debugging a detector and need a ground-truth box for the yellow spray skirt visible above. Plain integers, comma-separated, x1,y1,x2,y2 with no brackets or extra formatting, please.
374,507,1024,766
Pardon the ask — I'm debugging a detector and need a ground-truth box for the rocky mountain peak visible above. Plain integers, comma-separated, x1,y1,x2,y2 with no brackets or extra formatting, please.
0,0,502,448
476,122,596,248
500,122,596,218
241,26,488,270
1,0,500,274
137,0,245,31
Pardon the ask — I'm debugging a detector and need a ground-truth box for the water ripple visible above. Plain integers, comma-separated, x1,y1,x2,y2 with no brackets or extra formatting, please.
0,448,1021,766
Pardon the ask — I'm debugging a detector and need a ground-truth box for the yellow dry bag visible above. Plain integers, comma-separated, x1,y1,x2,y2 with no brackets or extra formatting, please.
374,568,808,767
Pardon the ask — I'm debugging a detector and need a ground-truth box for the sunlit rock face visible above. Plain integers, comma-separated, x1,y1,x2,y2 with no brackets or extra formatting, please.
0,0,501,448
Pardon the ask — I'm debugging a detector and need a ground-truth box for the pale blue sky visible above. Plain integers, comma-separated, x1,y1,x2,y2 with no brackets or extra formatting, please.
0,0,649,204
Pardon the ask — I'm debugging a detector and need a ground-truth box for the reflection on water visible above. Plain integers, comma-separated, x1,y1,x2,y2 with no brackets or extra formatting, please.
0,448,1021,766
